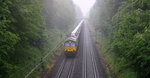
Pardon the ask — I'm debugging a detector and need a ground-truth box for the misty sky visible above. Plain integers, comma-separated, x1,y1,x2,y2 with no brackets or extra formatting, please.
73,0,96,16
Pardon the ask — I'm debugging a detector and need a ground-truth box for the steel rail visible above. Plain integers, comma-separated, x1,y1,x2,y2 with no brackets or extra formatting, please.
88,26,100,78
67,46,81,78
67,59,76,78
82,26,87,78
55,58,66,78
90,44,100,78
54,57,76,78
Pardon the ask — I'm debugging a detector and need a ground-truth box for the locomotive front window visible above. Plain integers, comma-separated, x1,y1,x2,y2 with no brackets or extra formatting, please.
71,43,75,46
65,43,70,46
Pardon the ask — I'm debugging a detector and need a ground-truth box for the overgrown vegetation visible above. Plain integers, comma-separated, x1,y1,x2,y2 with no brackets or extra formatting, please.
90,0,150,78
0,0,75,78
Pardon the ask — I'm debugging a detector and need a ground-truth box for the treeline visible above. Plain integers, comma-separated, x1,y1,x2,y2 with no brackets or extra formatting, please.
0,0,75,78
44,0,75,30
90,0,150,78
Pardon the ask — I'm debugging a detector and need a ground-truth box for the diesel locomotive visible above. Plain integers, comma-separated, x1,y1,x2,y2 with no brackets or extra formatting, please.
64,20,84,57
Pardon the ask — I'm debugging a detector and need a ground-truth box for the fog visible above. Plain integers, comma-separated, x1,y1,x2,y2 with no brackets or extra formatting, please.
73,0,96,17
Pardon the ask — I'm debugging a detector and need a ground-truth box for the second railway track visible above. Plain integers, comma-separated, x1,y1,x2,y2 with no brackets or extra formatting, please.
82,23,100,78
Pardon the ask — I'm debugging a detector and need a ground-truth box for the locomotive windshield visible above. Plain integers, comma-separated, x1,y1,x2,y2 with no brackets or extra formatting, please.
64,43,70,46
71,43,75,46
64,41,76,46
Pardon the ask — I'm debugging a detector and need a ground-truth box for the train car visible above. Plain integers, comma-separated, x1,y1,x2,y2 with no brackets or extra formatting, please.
64,37,78,57
64,20,84,57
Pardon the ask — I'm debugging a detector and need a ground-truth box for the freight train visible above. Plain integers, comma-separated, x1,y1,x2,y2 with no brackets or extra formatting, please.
64,20,84,57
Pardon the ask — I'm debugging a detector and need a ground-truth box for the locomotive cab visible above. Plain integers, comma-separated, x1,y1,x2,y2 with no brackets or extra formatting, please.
64,38,78,57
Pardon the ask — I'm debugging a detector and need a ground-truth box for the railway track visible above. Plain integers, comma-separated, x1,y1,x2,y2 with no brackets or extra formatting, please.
54,59,66,78
54,58,76,78
88,26,100,78
82,25,87,78
89,36,100,78
67,59,75,78
82,24,100,78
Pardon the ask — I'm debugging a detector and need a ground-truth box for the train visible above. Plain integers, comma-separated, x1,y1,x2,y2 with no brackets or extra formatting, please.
64,20,84,57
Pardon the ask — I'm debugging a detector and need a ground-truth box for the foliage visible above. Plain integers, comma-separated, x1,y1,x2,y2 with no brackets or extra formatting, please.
112,0,150,77
0,0,75,78
0,0,19,77
90,0,150,78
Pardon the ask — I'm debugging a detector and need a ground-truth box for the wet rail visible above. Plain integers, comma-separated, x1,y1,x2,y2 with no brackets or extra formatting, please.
82,23,100,78
54,58,76,78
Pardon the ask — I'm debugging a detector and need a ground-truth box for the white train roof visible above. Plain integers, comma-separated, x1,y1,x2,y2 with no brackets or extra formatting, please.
72,20,84,34
65,37,77,42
